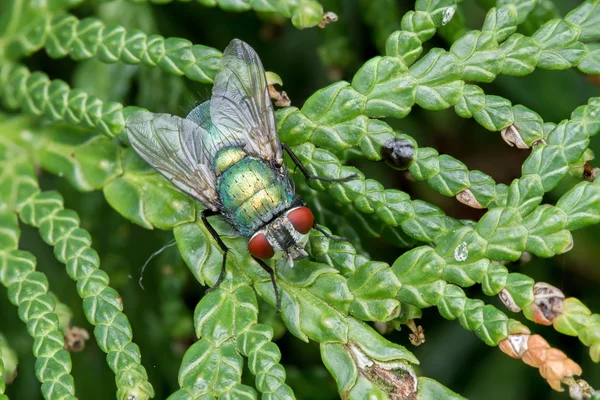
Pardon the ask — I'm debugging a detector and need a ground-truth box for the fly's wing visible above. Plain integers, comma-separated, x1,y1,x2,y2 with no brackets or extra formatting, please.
187,100,247,154
210,39,283,163
126,111,219,210
187,100,213,132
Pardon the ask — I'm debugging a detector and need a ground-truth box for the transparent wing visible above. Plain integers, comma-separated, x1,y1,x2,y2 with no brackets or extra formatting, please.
187,100,213,132
210,39,283,162
187,100,248,155
126,111,219,210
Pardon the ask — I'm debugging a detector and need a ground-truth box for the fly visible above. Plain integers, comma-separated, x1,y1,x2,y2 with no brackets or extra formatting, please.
125,39,356,312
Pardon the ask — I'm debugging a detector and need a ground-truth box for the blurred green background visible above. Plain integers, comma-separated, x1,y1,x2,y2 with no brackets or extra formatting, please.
1,0,599,398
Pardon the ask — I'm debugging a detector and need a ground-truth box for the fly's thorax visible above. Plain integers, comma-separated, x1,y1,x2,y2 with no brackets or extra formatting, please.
251,210,309,265
216,152,294,236
213,146,247,176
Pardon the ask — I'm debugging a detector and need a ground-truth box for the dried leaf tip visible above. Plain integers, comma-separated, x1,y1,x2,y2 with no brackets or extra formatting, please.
583,162,599,182
64,325,90,352
348,343,418,398
407,320,425,346
525,283,565,326
318,11,338,28
501,124,529,149
500,334,586,394
266,71,291,107
456,189,482,209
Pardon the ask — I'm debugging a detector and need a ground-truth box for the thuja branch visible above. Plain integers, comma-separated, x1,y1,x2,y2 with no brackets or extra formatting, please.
0,136,155,399
277,0,600,165
121,0,328,29
0,212,77,399
0,333,17,400
0,115,437,397
2,29,599,367
18,190,156,400
3,13,221,81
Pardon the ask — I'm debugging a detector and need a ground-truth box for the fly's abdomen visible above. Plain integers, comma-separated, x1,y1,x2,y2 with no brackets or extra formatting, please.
216,150,291,235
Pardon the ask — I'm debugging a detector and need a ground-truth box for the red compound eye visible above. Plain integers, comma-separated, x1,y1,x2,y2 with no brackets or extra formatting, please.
248,233,274,259
287,207,314,234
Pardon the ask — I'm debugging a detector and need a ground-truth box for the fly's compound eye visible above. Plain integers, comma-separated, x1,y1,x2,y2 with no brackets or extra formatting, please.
287,207,314,234
248,232,274,259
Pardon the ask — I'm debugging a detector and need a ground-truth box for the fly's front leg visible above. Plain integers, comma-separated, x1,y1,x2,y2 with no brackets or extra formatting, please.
201,209,228,293
282,143,358,183
252,257,281,313
313,223,349,242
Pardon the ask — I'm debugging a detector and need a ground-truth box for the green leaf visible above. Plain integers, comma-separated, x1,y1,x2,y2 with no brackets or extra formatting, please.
321,343,358,393
417,377,466,399
302,82,366,125
401,11,436,42
521,145,569,191
401,201,452,243
427,155,470,196
476,208,527,261
409,147,440,181
0,148,40,212
532,19,587,69
290,1,324,29
40,127,123,191
410,49,463,110
276,107,317,146
511,105,544,145
451,31,504,83
436,227,489,287
578,43,600,74
498,0,537,24
473,95,514,131
565,0,600,42
256,276,349,343
194,284,258,346
481,263,508,296
482,6,518,43
546,120,590,164
392,247,444,286
174,218,230,287
523,205,571,257
177,339,242,397
499,34,541,76
556,181,600,231
505,175,544,216
416,0,458,26
385,31,423,66
352,57,415,119
466,171,498,208
347,318,419,364
0,212,19,251
104,149,196,229
236,324,294,397
553,298,592,337
504,273,535,308
458,300,509,345
348,261,401,321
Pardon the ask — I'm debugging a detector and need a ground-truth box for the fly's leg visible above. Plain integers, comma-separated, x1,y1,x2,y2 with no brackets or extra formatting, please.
282,143,358,183
201,209,228,293
201,210,281,312
313,223,349,242
252,257,281,313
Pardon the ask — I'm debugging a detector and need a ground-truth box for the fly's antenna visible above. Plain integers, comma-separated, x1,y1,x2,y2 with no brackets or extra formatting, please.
138,238,178,290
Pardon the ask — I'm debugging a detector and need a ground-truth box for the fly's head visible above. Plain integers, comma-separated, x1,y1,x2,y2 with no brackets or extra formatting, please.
247,206,314,267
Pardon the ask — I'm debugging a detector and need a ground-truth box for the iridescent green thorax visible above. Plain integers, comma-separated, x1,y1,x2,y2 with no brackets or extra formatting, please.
215,147,294,236
213,147,246,176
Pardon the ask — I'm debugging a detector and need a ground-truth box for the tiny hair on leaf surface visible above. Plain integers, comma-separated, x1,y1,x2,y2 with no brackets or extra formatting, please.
0,0,599,399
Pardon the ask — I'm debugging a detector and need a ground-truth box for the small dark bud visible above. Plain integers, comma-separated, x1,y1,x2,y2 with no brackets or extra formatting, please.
381,138,415,170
